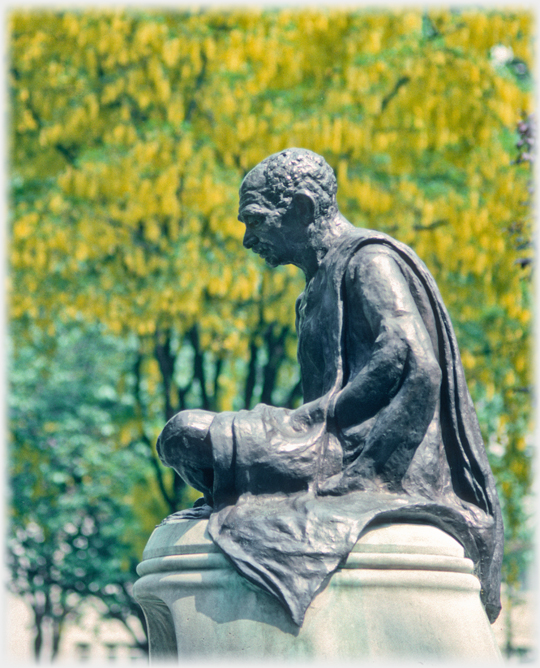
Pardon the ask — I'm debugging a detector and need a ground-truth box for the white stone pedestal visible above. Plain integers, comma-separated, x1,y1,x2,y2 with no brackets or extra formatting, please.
133,519,502,662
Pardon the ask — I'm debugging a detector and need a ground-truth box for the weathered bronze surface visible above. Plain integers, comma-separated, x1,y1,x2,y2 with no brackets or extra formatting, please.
157,148,503,626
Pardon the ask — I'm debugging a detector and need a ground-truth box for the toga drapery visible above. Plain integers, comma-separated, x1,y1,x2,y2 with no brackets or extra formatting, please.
176,227,503,626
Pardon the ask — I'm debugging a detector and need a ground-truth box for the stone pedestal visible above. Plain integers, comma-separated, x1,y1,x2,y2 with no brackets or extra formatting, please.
133,519,502,662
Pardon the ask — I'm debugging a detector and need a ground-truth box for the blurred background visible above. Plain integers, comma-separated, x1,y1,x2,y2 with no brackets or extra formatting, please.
7,6,534,662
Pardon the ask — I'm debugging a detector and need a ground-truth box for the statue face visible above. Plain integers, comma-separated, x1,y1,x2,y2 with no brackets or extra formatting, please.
238,192,297,268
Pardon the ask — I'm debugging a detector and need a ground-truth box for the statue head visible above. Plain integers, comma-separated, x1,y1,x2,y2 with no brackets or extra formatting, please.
239,148,338,222
238,149,339,270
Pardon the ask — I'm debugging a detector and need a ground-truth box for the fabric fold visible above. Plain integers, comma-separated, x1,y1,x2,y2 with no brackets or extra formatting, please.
204,227,502,625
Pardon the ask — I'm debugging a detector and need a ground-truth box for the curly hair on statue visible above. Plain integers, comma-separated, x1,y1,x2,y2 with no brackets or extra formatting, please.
245,148,338,219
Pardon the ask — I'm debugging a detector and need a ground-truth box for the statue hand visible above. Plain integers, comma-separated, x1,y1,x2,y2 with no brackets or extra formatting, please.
290,394,331,430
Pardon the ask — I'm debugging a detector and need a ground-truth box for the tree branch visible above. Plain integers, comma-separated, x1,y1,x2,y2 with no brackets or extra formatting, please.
381,76,410,112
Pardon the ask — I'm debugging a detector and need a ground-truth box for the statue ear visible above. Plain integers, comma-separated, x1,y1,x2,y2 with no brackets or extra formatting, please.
292,190,318,225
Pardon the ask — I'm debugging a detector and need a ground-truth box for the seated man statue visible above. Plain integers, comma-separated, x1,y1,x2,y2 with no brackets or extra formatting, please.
157,148,503,627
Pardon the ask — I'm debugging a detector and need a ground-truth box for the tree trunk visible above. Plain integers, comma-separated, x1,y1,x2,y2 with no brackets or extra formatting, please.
244,340,258,409
155,330,176,421
260,325,288,405
51,616,63,662
32,608,44,662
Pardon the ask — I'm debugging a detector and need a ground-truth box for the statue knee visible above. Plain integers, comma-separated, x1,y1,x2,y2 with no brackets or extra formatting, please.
157,409,215,470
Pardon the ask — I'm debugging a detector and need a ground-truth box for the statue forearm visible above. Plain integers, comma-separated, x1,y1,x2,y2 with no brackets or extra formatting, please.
331,311,442,485
333,324,410,431
355,353,442,471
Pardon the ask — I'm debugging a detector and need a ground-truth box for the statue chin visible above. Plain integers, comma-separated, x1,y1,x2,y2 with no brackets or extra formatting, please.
257,249,280,267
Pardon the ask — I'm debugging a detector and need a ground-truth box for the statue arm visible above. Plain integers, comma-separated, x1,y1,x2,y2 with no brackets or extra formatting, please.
333,249,442,472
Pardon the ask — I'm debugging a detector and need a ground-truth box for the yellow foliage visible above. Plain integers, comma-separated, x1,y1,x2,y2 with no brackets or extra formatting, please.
8,7,532,447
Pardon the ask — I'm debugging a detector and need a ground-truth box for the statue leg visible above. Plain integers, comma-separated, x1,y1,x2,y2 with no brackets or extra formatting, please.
156,409,216,501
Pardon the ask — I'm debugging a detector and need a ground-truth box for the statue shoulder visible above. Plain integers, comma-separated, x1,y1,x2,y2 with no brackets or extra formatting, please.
344,241,405,286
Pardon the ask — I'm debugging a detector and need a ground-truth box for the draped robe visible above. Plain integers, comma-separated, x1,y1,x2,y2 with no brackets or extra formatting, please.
169,227,503,626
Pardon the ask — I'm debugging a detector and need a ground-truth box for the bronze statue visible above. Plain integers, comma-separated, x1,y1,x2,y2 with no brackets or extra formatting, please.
157,148,503,626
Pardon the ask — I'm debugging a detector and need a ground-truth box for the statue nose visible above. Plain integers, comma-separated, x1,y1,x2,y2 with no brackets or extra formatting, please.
243,228,257,249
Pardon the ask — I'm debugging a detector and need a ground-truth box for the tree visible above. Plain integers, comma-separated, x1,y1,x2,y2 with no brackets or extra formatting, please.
8,7,534,656
492,111,534,659
8,325,153,659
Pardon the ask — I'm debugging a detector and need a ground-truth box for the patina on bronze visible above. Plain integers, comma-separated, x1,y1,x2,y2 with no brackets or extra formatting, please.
157,148,503,627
